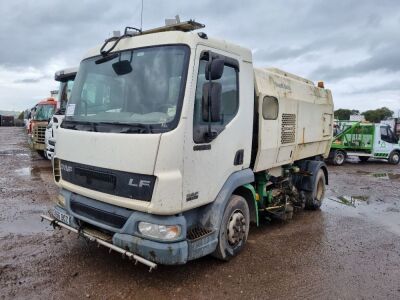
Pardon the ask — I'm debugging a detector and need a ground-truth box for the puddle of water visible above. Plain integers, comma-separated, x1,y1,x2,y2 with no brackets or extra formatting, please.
14,167,32,176
0,217,51,237
14,166,52,178
329,195,369,207
324,198,400,236
356,170,371,175
372,173,400,180
355,170,400,181
0,149,29,156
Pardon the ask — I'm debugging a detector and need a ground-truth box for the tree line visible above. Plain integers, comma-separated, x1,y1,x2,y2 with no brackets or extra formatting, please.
334,107,394,123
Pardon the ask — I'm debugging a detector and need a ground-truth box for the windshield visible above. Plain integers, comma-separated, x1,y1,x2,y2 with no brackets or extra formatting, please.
64,45,190,133
33,104,56,121
58,79,75,113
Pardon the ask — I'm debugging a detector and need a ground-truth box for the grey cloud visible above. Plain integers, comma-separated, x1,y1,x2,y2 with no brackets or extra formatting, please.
0,0,400,111
13,75,49,84
344,80,400,95
311,45,400,81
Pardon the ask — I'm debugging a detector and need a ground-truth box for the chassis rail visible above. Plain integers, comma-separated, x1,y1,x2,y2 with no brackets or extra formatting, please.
40,214,157,271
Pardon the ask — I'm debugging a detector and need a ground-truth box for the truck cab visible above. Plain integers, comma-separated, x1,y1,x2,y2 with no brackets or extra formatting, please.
47,21,333,267
374,124,400,163
45,67,77,160
29,98,57,156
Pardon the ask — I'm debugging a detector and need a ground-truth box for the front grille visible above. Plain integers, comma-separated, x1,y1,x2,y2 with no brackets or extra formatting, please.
74,167,116,192
33,125,46,144
60,160,155,201
70,200,128,229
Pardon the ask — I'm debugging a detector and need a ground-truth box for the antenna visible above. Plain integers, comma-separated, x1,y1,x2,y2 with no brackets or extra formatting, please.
140,0,144,31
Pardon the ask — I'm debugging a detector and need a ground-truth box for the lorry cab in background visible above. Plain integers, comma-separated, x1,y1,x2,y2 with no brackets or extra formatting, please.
28,98,57,157
375,124,400,164
45,67,77,160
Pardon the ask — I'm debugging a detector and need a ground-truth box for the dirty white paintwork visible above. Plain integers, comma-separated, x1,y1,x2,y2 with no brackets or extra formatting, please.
181,45,254,213
55,30,333,215
253,68,334,172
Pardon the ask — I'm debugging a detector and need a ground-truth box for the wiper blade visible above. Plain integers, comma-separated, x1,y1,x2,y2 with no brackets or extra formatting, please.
96,122,152,133
62,120,97,131
62,120,153,133
119,126,150,133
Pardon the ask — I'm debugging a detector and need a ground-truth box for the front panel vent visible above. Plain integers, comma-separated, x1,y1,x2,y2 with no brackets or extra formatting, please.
281,114,296,144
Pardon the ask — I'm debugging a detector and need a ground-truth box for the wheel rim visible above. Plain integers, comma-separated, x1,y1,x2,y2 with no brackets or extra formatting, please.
335,152,345,164
393,153,400,164
226,210,246,247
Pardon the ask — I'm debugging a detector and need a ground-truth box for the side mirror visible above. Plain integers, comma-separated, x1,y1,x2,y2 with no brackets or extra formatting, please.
205,58,224,80
202,82,222,122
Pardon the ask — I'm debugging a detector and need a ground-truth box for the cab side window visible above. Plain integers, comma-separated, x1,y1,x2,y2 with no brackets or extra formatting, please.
380,126,391,143
193,58,239,143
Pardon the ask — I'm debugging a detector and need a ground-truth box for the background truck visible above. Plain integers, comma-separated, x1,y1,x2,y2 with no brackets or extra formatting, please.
28,97,57,157
0,115,15,126
330,121,400,165
42,20,333,269
45,67,77,159
381,118,400,138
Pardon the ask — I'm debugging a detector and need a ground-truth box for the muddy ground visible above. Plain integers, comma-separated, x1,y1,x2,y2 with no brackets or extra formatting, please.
1,127,399,299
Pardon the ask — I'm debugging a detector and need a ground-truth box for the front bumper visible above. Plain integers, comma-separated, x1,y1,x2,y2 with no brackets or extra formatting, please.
41,214,157,270
50,190,216,265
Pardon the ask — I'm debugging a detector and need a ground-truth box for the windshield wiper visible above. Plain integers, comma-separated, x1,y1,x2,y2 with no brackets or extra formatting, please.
96,122,152,134
62,120,97,131
62,120,153,133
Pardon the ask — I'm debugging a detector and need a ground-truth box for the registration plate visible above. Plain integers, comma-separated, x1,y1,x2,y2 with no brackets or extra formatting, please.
53,209,70,225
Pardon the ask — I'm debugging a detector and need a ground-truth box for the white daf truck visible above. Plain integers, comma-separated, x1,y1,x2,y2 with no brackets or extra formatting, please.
42,21,334,269
45,67,77,159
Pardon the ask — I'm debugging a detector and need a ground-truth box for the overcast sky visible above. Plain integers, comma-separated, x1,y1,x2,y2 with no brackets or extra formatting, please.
0,0,399,115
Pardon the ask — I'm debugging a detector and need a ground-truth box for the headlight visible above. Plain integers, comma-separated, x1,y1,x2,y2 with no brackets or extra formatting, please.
138,222,181,240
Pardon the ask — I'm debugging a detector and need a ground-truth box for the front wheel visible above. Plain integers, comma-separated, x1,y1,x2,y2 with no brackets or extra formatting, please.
305,169,326,210
388,151,400,165
332,150,346,166
212,195,250,261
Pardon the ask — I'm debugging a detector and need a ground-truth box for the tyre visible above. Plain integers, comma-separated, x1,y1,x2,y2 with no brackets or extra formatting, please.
212,195,250,261
36,150,46,159
359,156,369,162
305,169,326,210
388,151,400,165
332,150,346,166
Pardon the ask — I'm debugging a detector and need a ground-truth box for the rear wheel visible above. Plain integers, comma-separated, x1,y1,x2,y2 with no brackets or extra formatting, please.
332,150,346,166
359,156,369,162
212,195,250,261
388,151,400,165
305,169,326,210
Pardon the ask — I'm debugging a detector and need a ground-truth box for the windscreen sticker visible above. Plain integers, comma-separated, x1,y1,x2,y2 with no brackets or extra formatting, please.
167,107,176,117
66,104,75,116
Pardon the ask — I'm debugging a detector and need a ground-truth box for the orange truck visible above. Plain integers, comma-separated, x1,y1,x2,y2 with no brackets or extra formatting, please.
28,97,57,157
